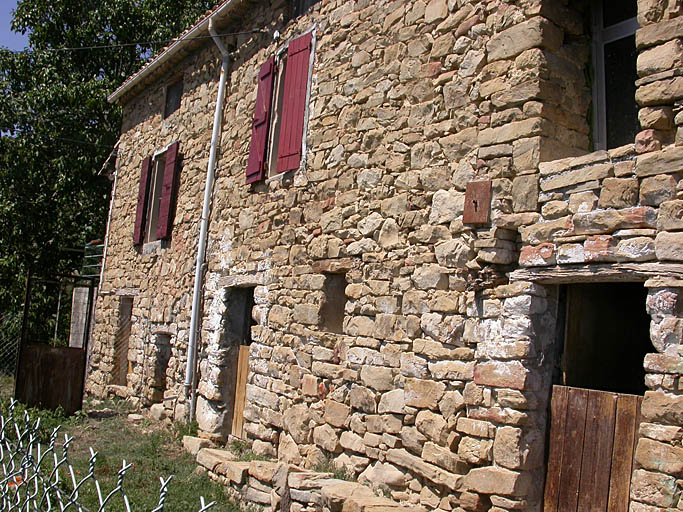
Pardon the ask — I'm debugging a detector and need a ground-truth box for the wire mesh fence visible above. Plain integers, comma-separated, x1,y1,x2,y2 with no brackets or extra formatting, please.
0,400,216,512
0,313,21,395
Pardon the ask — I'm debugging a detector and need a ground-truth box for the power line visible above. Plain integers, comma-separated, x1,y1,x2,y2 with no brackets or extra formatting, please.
0,30,266,55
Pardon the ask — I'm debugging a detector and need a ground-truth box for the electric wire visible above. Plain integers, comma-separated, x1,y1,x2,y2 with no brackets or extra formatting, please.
0,29,266,54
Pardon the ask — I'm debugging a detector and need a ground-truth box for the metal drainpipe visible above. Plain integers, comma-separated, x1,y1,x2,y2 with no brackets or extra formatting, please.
185,19,230,424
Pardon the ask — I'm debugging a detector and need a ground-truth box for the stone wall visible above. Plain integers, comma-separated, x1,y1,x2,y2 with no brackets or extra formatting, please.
88,0,683,510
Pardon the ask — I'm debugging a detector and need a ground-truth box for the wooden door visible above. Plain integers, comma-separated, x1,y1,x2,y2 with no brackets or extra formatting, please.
230,345,250,438
543,385,642,512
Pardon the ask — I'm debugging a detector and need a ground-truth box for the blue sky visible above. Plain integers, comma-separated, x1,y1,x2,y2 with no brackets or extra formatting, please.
0,0,28,51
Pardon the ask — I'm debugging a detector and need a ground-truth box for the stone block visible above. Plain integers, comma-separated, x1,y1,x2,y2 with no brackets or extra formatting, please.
655,231,683,261
640,174,676,206
473,360,530,390
657,200,683,230
641,390,683,426
584,235,617,262
634,438,683,476
615,237,656,262
183,436,212,456
636,145,683,177
573,207,657,235
630,469,678,507
405,378,446,410
386,448,463,490
415,410,448,445
360,365,394,392
598,178,639,208
512,175,539,212
463,466,532,497
540,163,613,192
486,17,563,62
378,388,406,414
636,16,683,49
636,76,683,106
314,424,341,453
324,400,351,428
519,243,556,267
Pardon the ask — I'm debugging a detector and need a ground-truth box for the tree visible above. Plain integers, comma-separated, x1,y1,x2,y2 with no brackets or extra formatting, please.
0,0,218,328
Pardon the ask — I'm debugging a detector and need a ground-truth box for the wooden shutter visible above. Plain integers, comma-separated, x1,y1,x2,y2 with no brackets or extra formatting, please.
133,156,153,245
246,57,276,184
276,32,313,174
157,141,180,240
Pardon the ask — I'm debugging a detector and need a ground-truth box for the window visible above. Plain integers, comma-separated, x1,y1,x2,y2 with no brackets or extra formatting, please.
113,297,133,386
291,0,321,18
164,79,183,119
246,30,316,183
320,273,347,334
133,141,181,246
592,0,639,149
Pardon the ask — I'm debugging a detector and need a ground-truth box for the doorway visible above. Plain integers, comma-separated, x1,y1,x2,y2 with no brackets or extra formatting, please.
221,287,255,439
544,282,650,512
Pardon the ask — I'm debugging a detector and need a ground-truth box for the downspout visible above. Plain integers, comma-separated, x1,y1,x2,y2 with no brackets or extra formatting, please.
185,19,230,423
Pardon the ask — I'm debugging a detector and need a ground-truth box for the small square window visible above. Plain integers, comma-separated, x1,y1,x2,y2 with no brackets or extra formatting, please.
164,79,183,119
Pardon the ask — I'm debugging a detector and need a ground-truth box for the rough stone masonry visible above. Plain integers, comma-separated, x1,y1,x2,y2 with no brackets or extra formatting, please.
87,0,683,510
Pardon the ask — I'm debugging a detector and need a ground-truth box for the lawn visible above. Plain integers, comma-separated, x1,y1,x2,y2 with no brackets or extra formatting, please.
0,398,246,512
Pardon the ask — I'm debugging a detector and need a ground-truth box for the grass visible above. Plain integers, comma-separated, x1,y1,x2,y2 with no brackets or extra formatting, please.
312,456,355,481
0,398,247,512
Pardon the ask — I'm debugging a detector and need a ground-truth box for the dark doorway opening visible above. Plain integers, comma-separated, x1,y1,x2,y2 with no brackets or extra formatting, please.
556,282,650,395
221,287,255,439
113,297,133,386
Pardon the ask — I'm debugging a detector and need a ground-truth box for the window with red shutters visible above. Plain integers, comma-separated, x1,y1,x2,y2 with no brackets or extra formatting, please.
156,141,180,240
276,32,313,174
246,57,276,184
245,30,315,184
133,156,153,246
133,142,181,247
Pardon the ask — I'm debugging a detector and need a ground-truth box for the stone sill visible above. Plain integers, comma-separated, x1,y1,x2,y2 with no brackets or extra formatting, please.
142,239,170,255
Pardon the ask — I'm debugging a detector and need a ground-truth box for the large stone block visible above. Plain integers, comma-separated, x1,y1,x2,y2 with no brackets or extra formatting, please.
657,200,683,230
655,231,683,261
641,390,683,428
463,466,532,497
630,469,678,508
473,360,530,390
573,207,657,235
405,378,446,410
634,438,683,476
386,448,463,490
635,145,683,177
486,17,563,62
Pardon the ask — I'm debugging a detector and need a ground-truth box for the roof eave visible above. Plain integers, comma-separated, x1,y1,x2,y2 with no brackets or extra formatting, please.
107,0,241,105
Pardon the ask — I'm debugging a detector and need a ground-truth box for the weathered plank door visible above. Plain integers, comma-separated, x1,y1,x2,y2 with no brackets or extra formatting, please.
230,345,250,439
543,385,642,512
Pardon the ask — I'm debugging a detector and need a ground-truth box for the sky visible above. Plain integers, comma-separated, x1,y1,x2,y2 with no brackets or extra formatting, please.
0,0,28,51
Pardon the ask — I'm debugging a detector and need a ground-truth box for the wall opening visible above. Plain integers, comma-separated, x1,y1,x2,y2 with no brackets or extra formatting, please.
556,282,650,395
112,297,133,386
320,273,347,334
220,287,256,439
149,333,172,403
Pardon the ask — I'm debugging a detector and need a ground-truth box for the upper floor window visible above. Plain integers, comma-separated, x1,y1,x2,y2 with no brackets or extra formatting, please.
291,0,321,18
245,30,316,184
133,142,181,247
592,0,639,149
164,79,183,119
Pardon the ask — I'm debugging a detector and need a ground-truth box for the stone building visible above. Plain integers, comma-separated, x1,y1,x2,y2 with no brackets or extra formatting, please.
86,0,683,510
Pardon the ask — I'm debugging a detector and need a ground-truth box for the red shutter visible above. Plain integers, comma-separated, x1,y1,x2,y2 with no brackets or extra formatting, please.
157,141,180,240
276,32,313,174
133,156,153,245
246,57,276,184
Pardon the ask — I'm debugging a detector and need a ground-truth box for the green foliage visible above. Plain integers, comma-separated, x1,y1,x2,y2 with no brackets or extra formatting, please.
227,439,272,462
0,0,219,321
312,457,355,481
